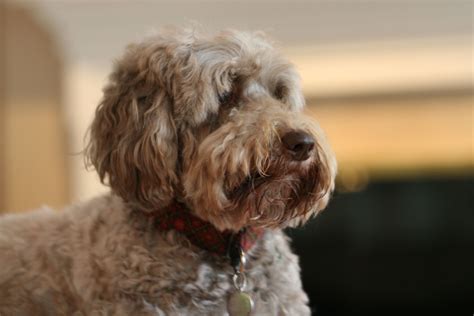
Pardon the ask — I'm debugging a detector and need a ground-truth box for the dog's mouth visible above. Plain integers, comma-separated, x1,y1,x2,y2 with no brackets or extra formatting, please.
228,173,269,201
226,159,315,203
223,159,329,225
226,169,304,210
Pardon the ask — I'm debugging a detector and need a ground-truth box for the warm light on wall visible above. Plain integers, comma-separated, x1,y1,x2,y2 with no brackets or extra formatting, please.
285,37,472,98
306,94,473,188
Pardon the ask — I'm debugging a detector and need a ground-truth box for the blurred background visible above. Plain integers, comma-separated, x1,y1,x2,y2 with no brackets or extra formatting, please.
0,0,472,314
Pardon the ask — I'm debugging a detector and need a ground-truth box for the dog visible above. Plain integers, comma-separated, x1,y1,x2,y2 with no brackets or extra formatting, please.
0,28,336,315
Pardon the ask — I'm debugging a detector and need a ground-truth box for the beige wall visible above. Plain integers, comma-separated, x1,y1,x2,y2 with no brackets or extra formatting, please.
1,4,69,212
306,93,473,191
0,2,5,212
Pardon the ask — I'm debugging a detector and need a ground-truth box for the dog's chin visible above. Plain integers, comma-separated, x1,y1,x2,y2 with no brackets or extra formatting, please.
224,162,325,229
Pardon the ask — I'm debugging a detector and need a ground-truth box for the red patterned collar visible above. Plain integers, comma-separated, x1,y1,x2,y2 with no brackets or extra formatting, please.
148,201,264,257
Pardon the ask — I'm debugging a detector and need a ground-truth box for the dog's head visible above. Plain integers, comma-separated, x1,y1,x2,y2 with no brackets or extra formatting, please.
86,29,337,231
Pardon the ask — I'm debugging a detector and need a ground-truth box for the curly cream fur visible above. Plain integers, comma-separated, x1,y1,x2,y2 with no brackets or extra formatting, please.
0,195,312,315
0,28,336,315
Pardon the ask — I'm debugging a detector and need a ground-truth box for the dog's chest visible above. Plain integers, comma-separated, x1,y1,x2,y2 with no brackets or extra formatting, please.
114,230,296,315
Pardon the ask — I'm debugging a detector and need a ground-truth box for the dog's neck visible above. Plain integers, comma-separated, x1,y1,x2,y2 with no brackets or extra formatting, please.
143,201,264,259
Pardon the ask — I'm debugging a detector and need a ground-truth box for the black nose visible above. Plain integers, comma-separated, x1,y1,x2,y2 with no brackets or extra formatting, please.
282,131,315,161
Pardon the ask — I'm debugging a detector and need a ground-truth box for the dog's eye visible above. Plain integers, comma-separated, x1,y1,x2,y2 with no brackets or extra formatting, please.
274,83,287,101
137,95,148,104
218,91,233,106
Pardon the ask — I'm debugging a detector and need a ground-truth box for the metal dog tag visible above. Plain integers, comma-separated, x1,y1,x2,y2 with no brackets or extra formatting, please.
227,291,254,316
227,231,254,316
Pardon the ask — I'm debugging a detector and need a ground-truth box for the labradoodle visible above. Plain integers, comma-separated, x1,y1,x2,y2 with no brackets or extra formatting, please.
0,29,337,315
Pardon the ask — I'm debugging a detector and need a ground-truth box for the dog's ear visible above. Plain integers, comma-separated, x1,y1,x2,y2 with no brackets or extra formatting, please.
86,43,178,212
